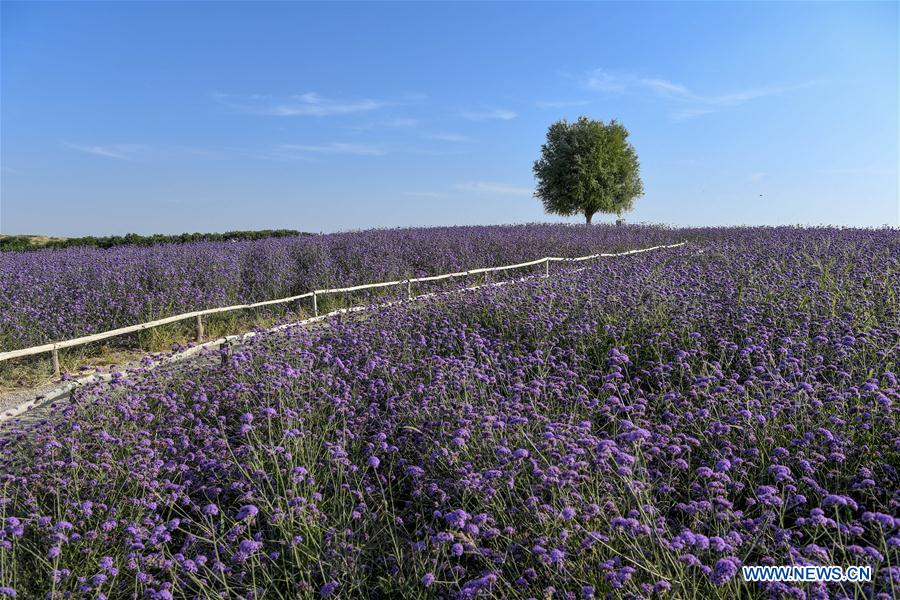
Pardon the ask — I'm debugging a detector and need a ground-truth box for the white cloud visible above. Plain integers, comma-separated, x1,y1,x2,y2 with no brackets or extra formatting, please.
426,133,472,143
585,69,628,93
461,109,517,121
749,172,767,183
536,99,591,109
639,78,690,96
404,182,534,198
671,108,720,121
63,143,146,159
455,181,533,196
671,82,816,108
669,83,815,119
216,92,385,117
250,152,318,163
280,142,385,156
583,69,819,119
349,117,419,132
817,164,888,175
402,191,449,198
379,117,418,127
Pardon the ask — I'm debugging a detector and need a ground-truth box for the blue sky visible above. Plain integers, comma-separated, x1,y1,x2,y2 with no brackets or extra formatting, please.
1,1,897,236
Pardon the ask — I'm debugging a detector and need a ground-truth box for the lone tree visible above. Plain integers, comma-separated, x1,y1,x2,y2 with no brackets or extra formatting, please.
533,117,643,224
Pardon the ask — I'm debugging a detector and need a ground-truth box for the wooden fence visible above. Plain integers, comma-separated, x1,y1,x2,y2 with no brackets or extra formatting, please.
0,242,686,375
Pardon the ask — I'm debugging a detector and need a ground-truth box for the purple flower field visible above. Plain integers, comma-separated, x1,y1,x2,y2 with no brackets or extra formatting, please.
1,226,899,599
0,224,690,351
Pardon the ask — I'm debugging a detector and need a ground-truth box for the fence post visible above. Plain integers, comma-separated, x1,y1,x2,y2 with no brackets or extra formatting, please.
406,280,412,300
545,258,550,278
195,315,204,342
220,341,231,368
313,291,318,317
51,348,60,378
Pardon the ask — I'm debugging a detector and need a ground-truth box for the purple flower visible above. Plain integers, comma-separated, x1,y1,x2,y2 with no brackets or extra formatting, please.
822,494,858,511
1,227,896,599
654,580,672,593
769,465,793,482
862,512,897,529
236,505,259,520
239,539,262,554
445,509,471,528
320,581,339,597
711,557,740,585
4,517,23,537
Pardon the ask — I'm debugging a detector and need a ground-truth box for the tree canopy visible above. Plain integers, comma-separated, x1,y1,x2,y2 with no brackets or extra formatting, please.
533,117,644,224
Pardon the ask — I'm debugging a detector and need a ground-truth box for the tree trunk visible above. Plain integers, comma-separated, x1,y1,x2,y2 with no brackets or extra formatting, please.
585,212,593,225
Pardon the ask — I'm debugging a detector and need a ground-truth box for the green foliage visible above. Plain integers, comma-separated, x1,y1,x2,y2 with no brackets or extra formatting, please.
0,229,309,252
533,117,644,224
0,236,38,252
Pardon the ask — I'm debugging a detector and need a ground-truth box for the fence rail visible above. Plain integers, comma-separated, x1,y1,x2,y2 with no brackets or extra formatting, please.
0,241,686,372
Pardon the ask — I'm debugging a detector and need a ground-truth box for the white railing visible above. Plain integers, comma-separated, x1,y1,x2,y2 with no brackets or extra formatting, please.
0,241,686,374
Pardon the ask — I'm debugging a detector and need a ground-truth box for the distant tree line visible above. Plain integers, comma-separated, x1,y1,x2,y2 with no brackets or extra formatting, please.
0,229,310,252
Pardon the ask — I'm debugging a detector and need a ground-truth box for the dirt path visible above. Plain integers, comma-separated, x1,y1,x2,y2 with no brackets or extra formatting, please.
0,306,362,431
0,268,568,431
0,253,665,431
0,346,224,430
